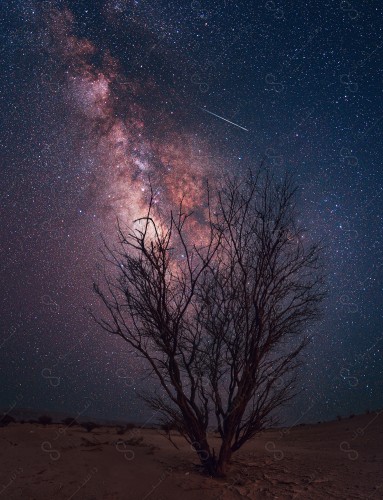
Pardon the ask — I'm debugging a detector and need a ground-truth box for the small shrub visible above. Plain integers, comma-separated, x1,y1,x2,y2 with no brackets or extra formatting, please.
337,415,342,421
62,417,79,427
116,423,136,435
124,436,144,446
38,415,52,426
160,421,177,433
349,414,355,419
0,414,16,427
81,422,98,433
131,436,144,446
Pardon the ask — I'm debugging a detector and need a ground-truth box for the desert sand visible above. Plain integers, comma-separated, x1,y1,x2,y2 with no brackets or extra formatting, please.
0,411,382,499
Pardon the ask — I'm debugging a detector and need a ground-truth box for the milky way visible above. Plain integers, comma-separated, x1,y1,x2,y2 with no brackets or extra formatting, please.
1,0,382,424
45,6,218,232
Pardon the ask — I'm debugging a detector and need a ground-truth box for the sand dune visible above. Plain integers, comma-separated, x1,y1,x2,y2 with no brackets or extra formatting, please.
0,411,382,499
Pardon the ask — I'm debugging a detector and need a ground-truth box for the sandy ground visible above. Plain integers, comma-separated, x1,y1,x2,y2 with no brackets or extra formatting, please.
0,411,382,499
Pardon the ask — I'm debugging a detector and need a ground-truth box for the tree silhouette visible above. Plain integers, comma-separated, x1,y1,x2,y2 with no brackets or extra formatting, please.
92,170,325,476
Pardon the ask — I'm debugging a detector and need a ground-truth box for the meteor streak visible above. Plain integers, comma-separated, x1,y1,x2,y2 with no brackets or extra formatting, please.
200,108,248,132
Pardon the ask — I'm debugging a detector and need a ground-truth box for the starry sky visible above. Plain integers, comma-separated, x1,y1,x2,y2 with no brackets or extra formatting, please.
1,0,382,425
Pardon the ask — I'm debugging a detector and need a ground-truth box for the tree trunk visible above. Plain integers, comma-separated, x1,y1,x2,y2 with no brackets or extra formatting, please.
199,442,232,477
214,456,230,477
215,443,232,477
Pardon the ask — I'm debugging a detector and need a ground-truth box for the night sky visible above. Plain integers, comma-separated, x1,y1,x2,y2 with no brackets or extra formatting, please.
1,0,382,425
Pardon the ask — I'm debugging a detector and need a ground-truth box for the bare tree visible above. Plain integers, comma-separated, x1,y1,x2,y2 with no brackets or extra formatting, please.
92,169,325,476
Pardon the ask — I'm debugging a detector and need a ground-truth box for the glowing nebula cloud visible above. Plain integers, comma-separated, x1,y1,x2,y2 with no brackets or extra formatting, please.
44,7,218,237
